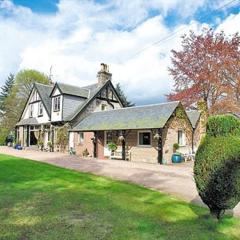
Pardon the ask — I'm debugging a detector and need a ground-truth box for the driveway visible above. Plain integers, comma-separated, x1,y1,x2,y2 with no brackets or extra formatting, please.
0,146,239,217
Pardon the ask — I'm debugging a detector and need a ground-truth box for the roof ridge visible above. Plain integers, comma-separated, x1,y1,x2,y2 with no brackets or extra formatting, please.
57,82,90,90
94,101,180,113
34,82,52,88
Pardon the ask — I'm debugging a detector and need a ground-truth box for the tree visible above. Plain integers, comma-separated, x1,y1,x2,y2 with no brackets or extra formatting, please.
115,83,135,107
168,29,240,114
194,115,240,219
0,73,15,112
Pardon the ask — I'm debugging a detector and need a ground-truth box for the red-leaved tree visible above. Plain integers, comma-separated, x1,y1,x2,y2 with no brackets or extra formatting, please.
168,28,240,114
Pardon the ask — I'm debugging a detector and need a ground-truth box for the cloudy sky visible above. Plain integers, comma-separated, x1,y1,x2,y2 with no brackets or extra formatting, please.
0,0,239,105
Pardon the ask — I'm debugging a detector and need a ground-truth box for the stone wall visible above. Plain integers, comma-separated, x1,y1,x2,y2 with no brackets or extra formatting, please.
162,108,193,164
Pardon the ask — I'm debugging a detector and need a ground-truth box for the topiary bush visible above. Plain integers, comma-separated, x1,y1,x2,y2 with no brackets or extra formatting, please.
194,135,240,219
207,115,240,137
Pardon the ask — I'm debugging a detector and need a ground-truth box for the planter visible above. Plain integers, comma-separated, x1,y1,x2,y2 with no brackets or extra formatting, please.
16,145,23,150
172,154,182,163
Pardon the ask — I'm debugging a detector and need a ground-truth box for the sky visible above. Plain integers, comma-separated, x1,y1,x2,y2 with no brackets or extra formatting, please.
0,0,239,105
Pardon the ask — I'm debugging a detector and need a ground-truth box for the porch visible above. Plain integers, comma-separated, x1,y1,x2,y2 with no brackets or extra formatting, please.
16,123,53,150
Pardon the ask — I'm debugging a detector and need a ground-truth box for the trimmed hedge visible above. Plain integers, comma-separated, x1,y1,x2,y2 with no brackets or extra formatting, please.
207,115,240,137
194,136,240,219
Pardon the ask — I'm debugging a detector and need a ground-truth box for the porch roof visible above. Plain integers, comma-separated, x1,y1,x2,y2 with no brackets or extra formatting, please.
71,101,180,131
16,118,39,126
16,118,50,126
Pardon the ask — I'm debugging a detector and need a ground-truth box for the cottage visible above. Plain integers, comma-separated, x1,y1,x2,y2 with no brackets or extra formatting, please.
15,63,204,164
70,101,205,164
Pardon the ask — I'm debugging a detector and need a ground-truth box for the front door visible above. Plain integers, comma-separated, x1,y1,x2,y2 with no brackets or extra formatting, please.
30,131,38,145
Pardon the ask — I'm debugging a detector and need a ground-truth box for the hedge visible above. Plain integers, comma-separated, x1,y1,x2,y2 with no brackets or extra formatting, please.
207,115,240,137
194,135,240,219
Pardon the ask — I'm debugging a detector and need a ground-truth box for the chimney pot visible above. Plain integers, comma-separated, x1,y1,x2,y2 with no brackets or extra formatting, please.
97,63,112,86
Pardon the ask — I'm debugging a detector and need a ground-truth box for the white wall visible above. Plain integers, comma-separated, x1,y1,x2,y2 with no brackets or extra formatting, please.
21,89,50,123
51,87,63,122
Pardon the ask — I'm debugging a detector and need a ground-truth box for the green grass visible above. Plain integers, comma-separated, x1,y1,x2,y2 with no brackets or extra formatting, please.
0,154,239,240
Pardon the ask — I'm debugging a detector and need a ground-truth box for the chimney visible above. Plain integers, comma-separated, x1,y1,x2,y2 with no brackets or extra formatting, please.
97,63,112,86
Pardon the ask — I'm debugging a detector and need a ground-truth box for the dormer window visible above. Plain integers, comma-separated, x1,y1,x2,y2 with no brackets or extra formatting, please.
53,96,61,112
29,104,33,118
38,102,43,116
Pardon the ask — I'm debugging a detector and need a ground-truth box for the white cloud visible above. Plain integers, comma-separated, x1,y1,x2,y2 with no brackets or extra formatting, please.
0,0,239,104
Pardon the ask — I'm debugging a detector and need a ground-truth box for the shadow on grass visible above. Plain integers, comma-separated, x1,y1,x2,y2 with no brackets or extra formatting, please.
0,156,239,240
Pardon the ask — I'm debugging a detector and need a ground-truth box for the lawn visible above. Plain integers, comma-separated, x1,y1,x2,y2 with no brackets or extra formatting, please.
0,154,239,240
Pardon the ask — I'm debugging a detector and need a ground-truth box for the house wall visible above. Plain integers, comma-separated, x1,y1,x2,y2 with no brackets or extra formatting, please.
95,130,158,163
162,109,193,164
73,132,94,157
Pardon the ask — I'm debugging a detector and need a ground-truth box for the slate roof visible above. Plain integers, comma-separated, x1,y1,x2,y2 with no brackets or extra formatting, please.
56,83,90,98
16,118,39,126
65,81,107,121
71,101,180,131
186,110,201,128
34,83,52,116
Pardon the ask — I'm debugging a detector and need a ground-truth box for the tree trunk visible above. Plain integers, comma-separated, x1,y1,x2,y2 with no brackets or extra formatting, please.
210,207,223,220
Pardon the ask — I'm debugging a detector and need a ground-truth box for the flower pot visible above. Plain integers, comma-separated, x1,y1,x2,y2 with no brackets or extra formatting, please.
172,154,182,163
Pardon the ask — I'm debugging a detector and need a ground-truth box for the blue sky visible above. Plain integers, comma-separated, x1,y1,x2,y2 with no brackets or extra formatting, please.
0,0,239,104
12,0,59,13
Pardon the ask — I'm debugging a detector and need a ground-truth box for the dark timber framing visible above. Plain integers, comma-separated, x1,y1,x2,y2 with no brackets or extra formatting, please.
157,128,163,164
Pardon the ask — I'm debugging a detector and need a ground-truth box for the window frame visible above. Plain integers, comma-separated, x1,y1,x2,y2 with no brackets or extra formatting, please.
178,130,186,147
53,96,61,112
78,132,84,144
38,102,43,116
101,104,107,111
29,104,34,118
138,130,152,147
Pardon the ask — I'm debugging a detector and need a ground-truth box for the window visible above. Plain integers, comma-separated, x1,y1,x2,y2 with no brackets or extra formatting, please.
53,96,61,112
138,131,151,146
78,132,84,144
106,131,113,144
38,102,43,116
178,130,186,146
101,104,107,111
29,104,33,117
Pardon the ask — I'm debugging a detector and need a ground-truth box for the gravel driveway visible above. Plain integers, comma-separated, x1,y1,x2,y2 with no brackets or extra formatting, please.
0,146,239,217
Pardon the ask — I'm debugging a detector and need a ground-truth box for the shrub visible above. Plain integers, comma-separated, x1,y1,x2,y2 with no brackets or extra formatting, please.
207,115,240,137
108,142,117,152
194,136,240,219
173,143,179,152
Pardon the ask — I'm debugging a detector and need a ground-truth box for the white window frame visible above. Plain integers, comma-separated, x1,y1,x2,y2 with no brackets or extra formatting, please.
138,130,152,147
78,132,84,144
178,130,186,147
53,96,61,112
38,102,43,116
29,104,33,118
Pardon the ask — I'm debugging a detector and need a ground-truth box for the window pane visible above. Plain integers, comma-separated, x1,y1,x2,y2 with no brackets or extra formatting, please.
139,132,151,145
79,132,84,143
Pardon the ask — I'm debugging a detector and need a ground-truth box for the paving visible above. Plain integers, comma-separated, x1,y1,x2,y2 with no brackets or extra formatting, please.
0,146,239,217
